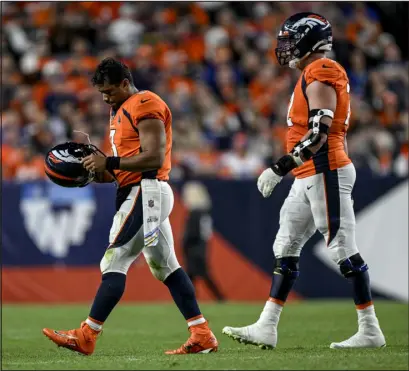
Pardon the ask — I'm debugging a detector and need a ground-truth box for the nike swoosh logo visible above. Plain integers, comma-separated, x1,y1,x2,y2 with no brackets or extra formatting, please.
141,99,150,104
307,185,314,190
322,65,331,68
54,330,78,339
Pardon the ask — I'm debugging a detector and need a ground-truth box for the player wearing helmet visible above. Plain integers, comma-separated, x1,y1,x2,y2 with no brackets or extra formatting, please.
223,12,385,350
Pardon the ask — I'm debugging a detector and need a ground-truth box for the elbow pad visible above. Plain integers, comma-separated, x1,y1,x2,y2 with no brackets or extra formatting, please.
290,132,321,166
275,109,335,175
308,109,334,135
290,109,334,165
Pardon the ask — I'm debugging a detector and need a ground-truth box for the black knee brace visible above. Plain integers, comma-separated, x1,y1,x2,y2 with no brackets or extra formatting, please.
274,257,300,278
339,253,368,278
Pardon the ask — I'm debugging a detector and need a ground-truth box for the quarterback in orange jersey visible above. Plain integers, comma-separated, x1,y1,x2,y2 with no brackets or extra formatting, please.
223,13,385,350
42,58,218,355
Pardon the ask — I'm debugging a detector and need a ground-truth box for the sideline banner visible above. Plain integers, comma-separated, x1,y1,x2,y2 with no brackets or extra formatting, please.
2,169,407,302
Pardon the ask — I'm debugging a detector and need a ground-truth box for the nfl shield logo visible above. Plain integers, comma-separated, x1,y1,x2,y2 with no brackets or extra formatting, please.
148,200,154,208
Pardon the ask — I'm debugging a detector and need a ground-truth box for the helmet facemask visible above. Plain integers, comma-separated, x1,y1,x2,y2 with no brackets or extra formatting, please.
275,32,299,67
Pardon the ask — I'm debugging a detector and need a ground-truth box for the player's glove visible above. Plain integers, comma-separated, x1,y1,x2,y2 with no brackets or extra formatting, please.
258,153,302,198
257,168,283,198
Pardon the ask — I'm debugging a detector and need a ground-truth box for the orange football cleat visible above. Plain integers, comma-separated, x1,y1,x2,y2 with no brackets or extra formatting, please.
165,321,218,355
42,321,100,355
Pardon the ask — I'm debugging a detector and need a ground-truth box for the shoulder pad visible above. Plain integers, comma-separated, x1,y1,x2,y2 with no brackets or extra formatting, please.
305,59,346,87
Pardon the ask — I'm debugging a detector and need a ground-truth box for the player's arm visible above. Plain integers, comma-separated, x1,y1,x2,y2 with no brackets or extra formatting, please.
273,81,336,175
257,81,336,198
106,119,165,173
300,81,336,158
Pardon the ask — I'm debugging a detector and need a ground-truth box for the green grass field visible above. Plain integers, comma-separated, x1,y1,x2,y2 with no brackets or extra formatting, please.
2,300,408,370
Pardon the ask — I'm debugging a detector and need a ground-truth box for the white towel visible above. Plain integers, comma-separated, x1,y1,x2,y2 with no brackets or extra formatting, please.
141,179,161,247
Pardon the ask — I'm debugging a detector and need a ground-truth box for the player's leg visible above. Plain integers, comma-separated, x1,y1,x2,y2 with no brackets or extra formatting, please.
188,273,196,287
142,182,218,354
43,185,144,355
223,179,316,348
308,164,385,349
142,217,218,354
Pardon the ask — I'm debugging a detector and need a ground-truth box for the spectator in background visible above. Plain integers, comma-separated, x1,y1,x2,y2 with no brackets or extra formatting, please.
49,3,97,55
347,101,377,167
22,100,54,154
42,60,78,116
2,110,23,180
204,14,229,60
345,3,382,61
368,129,396,176
349,49,368,98
14,142,45,182
107,3,144,57
1,2,408,181
378,41,408,110
64,38,98,77
3,10,33,60
248,64,278,119
1,54,22,110
240,51,261,85
182,181,225,302
219,132,264,179
198,81,241,150
131,45,158,91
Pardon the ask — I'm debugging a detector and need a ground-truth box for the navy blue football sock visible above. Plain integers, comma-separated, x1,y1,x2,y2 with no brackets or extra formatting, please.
350,271,372,306
89,272,126,323
164,268,202,320
340,255,372,306
269,273,298,303
269,258,299,304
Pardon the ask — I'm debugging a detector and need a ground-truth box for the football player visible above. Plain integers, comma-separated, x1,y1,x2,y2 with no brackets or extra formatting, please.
42,58,218,355
223,13,386,349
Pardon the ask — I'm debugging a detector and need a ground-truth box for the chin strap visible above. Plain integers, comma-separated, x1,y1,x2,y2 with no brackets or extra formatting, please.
73,130,108,186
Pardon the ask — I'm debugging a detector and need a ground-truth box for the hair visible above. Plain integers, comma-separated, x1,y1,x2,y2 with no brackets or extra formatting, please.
91,57,134,86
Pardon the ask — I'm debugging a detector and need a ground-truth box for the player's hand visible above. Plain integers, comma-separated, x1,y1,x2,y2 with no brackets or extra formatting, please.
81,154,106,172
257,168,283,198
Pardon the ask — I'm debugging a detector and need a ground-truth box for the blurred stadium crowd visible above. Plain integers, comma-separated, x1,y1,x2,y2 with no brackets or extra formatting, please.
2,2,408,182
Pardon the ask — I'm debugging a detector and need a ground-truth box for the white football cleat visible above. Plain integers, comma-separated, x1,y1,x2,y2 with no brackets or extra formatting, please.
222,323,277,350
330,328,386,349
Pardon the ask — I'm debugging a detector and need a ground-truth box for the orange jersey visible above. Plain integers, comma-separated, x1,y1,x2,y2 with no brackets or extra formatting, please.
286,58,352,178
109,90,172,187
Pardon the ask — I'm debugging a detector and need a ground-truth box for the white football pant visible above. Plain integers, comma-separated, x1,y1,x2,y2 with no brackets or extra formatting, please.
274,163,359,264
100,181,181,281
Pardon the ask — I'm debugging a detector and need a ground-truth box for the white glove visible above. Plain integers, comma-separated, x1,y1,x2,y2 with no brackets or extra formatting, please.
257,168,283,198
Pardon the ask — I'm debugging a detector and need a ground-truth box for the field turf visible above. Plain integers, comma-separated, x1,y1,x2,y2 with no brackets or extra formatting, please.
2,300,408,370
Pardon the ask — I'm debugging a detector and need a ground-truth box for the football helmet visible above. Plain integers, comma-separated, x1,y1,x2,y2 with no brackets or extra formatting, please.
44,142,104,187
275,12,332,68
